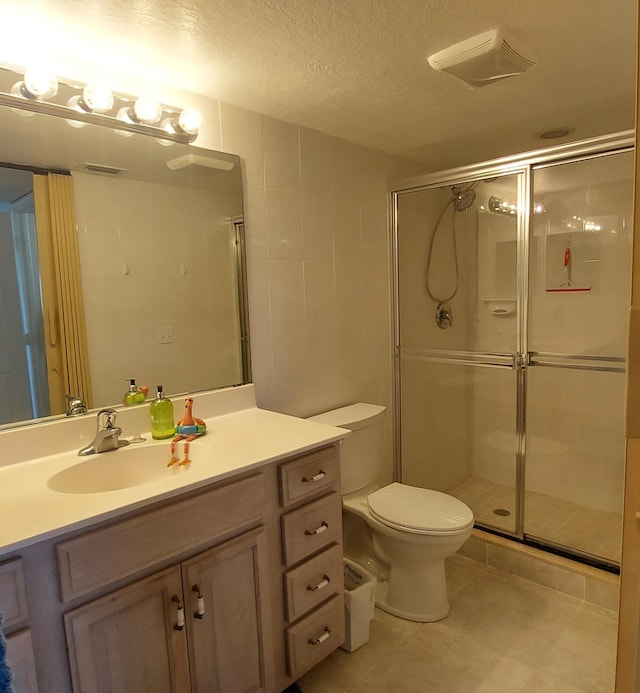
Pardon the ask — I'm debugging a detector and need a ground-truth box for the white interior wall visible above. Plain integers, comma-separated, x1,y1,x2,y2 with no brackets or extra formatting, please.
223,106,420,484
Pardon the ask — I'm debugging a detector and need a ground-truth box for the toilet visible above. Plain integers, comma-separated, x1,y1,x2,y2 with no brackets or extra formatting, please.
308,402,473,622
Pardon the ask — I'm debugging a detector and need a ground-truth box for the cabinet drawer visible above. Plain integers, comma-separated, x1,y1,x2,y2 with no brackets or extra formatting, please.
284,543,343,622
0,558,28,628
285,593,345,679
281,492,342,567
279,446,339,507
57,473,263,602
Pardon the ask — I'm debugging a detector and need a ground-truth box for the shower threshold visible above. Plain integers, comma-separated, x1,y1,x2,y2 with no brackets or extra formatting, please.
449,476,622,569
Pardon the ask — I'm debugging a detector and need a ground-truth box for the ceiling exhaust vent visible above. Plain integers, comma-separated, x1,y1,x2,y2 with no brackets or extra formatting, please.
427,29,538,88
82,163,129,175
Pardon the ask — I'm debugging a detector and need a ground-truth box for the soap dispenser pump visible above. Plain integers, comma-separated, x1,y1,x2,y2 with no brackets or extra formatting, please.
150,385,175,440
123,379,148,406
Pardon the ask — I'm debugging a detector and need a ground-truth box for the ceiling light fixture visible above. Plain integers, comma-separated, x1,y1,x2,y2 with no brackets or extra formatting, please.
0,64,201,144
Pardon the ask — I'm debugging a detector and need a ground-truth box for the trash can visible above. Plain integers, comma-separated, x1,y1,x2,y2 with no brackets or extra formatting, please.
341,558,376,652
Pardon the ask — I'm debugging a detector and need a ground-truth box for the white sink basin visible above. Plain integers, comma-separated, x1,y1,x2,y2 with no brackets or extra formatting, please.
48,443,193,494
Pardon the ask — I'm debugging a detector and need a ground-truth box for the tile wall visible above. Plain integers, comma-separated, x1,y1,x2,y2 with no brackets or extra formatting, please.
213,102,420,480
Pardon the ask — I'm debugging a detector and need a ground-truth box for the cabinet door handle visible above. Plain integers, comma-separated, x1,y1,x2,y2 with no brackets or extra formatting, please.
306,575,330,591
171,595,185,631
305,521,328,536
308,627,331,645
192,584,205,619
302,470,326,483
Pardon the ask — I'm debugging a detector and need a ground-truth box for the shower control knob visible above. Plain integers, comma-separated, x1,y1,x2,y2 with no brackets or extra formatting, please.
435,302,453,329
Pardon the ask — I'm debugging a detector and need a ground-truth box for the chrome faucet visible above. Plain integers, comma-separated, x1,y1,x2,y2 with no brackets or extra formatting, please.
78,409,130,456
66,394,88,417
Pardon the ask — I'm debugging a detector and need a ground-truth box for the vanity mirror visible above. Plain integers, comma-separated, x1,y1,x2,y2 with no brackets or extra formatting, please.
0,101,249,429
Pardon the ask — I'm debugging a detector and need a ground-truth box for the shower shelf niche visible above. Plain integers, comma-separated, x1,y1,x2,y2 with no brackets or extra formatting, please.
480,298,517,316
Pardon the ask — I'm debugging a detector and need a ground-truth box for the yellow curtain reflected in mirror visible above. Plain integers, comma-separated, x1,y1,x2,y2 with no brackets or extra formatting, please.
33,173,92,414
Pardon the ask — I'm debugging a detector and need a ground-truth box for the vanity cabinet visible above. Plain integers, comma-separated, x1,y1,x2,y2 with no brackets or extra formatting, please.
0,558,40,692
59,473,273,693
64,527,271,693
0,440,345,693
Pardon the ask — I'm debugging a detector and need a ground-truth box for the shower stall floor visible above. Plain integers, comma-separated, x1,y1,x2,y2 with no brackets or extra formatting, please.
449,476,622,565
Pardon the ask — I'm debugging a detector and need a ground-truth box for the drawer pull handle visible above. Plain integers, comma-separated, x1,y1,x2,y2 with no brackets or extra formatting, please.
192,584,205,619
302,470,326,483
305,521,329,536
308,627,331,646
307,575,331,591
172,595,185,631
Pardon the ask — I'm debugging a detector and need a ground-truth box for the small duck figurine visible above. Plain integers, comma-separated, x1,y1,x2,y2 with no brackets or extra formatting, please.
168,397,207,467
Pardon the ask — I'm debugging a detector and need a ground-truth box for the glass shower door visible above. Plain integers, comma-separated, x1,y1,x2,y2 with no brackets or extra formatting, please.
396,173,524,536
525,150,634,566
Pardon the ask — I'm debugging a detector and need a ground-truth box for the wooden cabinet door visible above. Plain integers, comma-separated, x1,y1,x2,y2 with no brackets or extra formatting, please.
5,629,39,692
64,566,190,693
182,526,274,693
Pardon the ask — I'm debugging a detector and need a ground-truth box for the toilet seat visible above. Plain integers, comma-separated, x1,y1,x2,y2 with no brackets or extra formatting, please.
367,483,474,536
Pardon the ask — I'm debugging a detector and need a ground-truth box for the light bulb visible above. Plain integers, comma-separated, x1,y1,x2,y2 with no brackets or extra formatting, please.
81,83,114,113
177,108,202,135
22,67,58,99
68,84,114,115
132,97,161,124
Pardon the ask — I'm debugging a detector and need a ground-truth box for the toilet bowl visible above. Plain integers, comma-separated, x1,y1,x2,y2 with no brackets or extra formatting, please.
308,403,474,623
343,482,473,621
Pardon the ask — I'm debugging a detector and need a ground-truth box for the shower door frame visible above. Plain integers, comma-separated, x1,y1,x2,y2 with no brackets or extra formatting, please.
391,130,635,552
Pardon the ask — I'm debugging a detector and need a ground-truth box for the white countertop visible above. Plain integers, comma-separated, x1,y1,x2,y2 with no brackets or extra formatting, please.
0,387,348,556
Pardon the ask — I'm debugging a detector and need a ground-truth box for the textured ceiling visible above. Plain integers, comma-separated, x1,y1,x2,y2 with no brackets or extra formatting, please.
1,0,637,171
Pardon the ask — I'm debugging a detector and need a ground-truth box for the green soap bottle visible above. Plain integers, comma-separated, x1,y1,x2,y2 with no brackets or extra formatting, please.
150,386,175,440
123,379,147,406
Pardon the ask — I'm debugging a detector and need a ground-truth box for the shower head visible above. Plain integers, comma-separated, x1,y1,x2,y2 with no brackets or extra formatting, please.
451,184,477,212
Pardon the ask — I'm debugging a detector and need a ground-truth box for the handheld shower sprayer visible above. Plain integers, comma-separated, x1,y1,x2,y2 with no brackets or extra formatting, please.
425,180,485,329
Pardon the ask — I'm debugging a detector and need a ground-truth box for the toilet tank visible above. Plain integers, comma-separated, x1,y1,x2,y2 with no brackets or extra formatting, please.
308,403,386,495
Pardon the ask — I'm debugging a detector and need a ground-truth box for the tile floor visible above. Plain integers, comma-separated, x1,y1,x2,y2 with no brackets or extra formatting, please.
450,476,622,564
298,556,618,693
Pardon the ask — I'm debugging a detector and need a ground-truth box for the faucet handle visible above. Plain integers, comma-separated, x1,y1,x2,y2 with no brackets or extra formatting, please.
97,408,117,430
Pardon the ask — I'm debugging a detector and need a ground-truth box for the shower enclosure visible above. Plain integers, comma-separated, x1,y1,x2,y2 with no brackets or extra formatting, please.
392,133,634,569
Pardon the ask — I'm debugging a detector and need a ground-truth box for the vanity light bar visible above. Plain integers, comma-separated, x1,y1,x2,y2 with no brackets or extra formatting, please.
0,64,201,144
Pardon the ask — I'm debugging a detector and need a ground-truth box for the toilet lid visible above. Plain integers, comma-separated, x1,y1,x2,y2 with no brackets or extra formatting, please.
368,483,474,534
